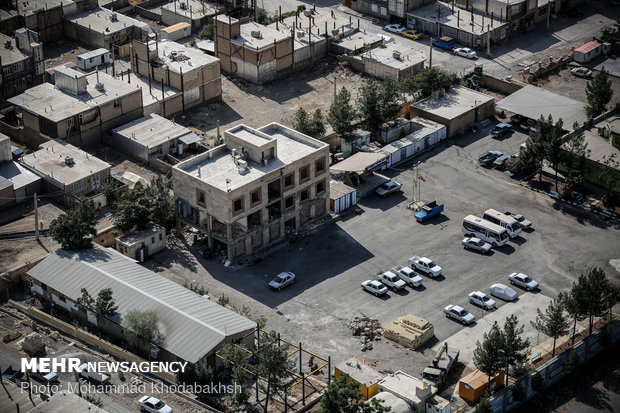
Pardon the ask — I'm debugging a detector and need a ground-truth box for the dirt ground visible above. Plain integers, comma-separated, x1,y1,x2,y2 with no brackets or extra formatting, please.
175,58,366,138
43,39,91,70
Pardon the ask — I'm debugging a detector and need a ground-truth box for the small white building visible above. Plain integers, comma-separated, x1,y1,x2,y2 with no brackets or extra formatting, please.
381,118,446,167
378,370,442,413
76,48,112,70
116,223,166,262
329,180,357,214
573,41,605,64
160,22,192,41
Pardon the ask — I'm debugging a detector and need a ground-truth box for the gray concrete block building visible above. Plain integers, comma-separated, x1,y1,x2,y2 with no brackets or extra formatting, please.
0,28,44,101
172,123,330,262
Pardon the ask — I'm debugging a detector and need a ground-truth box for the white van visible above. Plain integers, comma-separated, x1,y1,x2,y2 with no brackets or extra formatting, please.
482,209,522,238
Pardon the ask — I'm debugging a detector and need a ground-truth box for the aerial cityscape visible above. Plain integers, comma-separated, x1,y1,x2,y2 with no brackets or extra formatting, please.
0,0,619,412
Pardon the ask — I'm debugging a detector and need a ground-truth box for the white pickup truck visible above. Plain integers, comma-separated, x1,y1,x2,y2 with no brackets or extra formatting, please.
374,271,407,291
408,256,443,277
391,265,423,287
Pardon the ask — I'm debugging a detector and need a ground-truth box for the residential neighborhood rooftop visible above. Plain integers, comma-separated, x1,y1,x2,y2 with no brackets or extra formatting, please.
112,113,199,149
412,85,495,120
335,357,383,387
361,43,426,70
233,21,291,51
0,161,41,190
161,0,222,18
117,223,164,245
65,7,151,34
150,39,220,74
0,33,31,66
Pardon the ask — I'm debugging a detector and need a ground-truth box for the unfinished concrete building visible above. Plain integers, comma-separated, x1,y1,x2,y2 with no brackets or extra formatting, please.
173,123,330,262
9,67,143,147
1,28,44,100
131,38,221,110
160,0,223,32
354,42,425,81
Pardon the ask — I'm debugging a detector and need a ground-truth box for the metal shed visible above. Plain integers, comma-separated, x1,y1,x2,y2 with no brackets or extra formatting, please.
76,48,112,70
381,118,446,167
329,180,357,213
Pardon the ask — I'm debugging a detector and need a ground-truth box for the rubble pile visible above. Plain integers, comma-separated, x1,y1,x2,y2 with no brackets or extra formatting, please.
349,316,382,351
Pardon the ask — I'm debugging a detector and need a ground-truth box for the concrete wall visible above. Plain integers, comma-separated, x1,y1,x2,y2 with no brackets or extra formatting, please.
410,99,494,138
480,74,525,95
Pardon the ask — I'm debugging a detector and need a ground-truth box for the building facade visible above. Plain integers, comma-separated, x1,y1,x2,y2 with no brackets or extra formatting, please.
0,29,43,101
173,123,330,262
116,223,167,262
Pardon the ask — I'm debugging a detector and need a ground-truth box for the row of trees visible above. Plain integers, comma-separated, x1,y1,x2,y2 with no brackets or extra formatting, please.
293,67,459,139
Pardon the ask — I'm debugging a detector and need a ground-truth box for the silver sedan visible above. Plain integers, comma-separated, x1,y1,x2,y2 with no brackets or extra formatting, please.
462,237,492,254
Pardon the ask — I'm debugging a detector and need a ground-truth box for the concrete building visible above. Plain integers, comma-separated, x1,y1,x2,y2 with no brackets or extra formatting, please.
9,67,144,147
131,38,221,110
116,223,166,262
350,0,434,20
0,159,42,206
0,29,43,101
380,117,446,167
160,22,192,41
334,357,384,400
127,73,183,118
173,122,330,262
378,370,440,412
410,85,495,138
370,392,413,413
20,139,110,206
0,0,84,42
0,132,10,162
112,113,204,169
356,42,425,81
405,1,509,48
76,48,111,70
64,7,154,55
27,244,256,365
160,0,223,32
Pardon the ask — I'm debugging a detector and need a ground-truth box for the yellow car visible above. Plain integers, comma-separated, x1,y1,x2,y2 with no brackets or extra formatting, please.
402,29,422,40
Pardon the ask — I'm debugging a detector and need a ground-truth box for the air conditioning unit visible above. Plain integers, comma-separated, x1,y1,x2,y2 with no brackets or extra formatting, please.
331,29,339,36
303,10,312,17
110,12,118,21
179,2,187,9
95,82,105,91
251,30,261,38
237,159,248,173
65,156,74,165
392,51,401,60
4,40,11,49
297,31,305,38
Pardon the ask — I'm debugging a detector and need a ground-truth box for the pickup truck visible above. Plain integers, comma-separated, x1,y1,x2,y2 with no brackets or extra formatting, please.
415,201,444,222
408,256,443,277
422,343,459,387
374,271,407,291
432,36,455,50
391,265,423,287
2,365,24,381
78,363,111,384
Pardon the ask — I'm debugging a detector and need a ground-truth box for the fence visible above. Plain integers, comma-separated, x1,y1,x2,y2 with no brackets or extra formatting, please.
468,319,620,413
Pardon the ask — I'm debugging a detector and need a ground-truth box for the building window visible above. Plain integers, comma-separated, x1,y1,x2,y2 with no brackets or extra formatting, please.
114,98,121,108
299,165,310,182
284,172,295,189
13,62,24,73
251,189,261,205
300,188,310,201
315,158,325,175
151,237,155,244
316,180,325,195
284,196,294,211
66,117,75,130
233,197,244,214
196,189,206,207
159,233,163,241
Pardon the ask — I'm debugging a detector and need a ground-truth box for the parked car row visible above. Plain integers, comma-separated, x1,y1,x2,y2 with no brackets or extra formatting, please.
478,150,516,170
383,24,423,40
361,255,441,296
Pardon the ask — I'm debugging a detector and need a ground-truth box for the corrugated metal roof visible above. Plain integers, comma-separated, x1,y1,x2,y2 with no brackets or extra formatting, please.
574,41,601,55
27,245,255,362
77,48,110,60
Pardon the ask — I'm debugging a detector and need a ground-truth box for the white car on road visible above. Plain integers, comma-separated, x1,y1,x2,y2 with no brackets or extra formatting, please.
444,305,475,325
375,181,402,197
468,291,496,310
384,24,406,34
454,47,477,59
269,271,296,290
509,272,539,291
408,256,443,277
138,396,173,413
361,280,388,296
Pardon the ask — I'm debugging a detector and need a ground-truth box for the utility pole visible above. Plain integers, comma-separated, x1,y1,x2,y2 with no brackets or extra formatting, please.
429,37,433,68
34,193,39,240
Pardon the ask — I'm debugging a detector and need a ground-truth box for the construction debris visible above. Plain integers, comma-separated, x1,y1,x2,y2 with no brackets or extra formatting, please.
349,316,383,350
20,332,46,355
383,314,434,350
2,331,22,343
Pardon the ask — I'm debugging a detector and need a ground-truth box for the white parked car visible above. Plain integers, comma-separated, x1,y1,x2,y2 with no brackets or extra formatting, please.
138,396,173,413
409,256,443,277
504,211,532,229
509,272,539,291
375,271,407,291
384,24,406,34
444,305,475,325
462,237,492,254
468,291,496,310
392,265,423,287
489,283,518,301
361,280,388,296
375,181,402,197
454,47,477,59
269,271,296,290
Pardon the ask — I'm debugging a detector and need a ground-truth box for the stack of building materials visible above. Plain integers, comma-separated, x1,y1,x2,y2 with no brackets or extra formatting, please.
383,315,434,350
20,333,45,355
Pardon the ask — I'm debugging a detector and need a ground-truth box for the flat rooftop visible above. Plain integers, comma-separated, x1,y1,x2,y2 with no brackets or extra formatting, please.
20,139,110,186
176,123,326,191
0,160,41,190
128,73,181,107
113,113,195,148
413,85,495,120
580,127,620,165
161,0,222,19
496,84,587,128
361,42,426,70
233,21,291,51
0,33,31,66
379,370,436,405
9,71,142,123
335,31,384,53
65,7,151,34
150,39,220,74
14,0,72,16
335,357,383,386
117,223,164,245
407,1,507,35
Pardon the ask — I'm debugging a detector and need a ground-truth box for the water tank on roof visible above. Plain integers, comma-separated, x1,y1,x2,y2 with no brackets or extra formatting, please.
65,156,74,165
110,12,118,21
251,30,261,38
303,10,312,17
393,51,401,60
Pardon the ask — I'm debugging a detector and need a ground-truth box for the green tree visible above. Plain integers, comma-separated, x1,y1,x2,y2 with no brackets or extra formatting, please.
563,351,580,375
475,393,493,413
559,289,585,346
293,108,326,139
574,267,619,334
599,153,620,207
257,333,295,413
538,115,565,192
600,25,620,44
146,176,175,227
319,376,390,413
121,310,163,349
94,288,118,317
473,321,505,388
531,298,570,357
293,107,311,135
379,77,403,121
114,185,150,232
530,372,546,393
502,315,530,382
255,8,271,25
328,87,357,135
585,67,613,118
309,109,327,140
220,344,251,406
562,125,590,198
75,288,94,310
200,24,214,40
516,131,545,179
402,67,458,98
512,382,527,402
49,197,98,250
358,78,404,132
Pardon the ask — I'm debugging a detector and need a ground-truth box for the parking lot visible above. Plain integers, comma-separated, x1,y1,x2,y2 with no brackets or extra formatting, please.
149,123,620,393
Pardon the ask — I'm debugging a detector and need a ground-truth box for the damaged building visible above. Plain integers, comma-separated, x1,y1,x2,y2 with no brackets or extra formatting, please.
172,123,330,262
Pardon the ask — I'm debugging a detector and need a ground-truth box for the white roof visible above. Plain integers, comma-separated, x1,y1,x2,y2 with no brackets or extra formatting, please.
152,40,220,75
0,161,41,190
413,86,495,120
65,7,151,35
113,114,199,149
